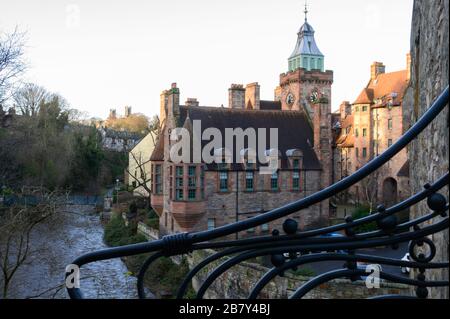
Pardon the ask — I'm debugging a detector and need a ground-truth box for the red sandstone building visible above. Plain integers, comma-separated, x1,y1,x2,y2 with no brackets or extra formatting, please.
150,11,335,237
147,9,412,237
333,58,411,207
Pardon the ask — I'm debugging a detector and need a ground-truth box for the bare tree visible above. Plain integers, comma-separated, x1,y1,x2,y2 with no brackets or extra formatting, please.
13,83,48,117
126,151,152,203
355,158,384,211
0,187,66,298
0,27,27,104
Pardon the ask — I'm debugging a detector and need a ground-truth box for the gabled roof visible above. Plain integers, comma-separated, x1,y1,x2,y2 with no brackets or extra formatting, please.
150,126,165,161
354,88,374,104
353,70,409,106
335,115,354,148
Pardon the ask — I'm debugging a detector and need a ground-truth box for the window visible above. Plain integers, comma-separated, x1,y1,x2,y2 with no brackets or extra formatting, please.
245,172,254,191
362,148,368,158
293,159,300,170
355,128,359,137
363,128,367,137
271,172,279,191
175,166,184,200
303,57,308,69
153,164,163,195
356,148,359,158
188,166,196,200
293,172,300,191
219,171,228,192
311,58,316,69
388,119,393,130
346,127,351,135
355,106,360,112
261,224,270,233
388,139,393,147
362,105,368,112
207,218,215,231
317,59,323,70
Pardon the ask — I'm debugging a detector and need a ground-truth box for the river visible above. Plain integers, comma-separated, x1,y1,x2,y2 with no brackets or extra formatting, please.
7,205,139,299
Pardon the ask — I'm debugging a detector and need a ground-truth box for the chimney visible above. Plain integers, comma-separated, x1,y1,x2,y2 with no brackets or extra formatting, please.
124,106,132,117
339,101,351,119
245,82,261,110
370,62,385,81
274,86,282,102
185,98,199,107
228,84,245,109
406,53,412,82
167,83,180,119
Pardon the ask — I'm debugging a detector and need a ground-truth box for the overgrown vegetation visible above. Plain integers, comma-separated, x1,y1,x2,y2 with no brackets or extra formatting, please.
103,215,146,247
145,209,159,229
103,212,194,298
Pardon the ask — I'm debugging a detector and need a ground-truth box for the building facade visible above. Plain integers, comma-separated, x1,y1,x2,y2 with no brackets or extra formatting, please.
334,58,411,206
150,12,335,238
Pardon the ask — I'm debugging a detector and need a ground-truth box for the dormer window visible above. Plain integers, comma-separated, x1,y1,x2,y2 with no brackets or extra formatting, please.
286,149,303,170
214,148,232,171
240,148,257,170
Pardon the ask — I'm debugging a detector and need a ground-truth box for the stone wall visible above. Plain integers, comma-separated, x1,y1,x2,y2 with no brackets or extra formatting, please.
188,250,410,299
403,0,449,299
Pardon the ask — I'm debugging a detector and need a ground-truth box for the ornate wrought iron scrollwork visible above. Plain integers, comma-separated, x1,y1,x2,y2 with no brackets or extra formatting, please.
66,87,449,300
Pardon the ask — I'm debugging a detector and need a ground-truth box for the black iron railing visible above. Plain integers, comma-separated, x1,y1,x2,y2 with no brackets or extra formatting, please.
66,87,449,299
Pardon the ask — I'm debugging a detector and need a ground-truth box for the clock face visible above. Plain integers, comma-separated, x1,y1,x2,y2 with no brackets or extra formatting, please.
286,93,295,106
310,90,319,104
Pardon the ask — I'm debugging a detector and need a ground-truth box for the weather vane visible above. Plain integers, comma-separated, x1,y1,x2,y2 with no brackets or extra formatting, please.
304,0,308,22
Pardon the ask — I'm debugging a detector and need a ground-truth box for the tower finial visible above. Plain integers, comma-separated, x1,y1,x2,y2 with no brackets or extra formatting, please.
304,1,308,22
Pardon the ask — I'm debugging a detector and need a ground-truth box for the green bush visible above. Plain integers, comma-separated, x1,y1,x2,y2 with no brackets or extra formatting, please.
104,215,146,247
351,206,378,234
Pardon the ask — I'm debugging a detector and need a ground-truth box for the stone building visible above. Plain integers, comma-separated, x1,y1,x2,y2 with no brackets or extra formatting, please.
334,58,411,206
99,127,141,153
150,11,334,238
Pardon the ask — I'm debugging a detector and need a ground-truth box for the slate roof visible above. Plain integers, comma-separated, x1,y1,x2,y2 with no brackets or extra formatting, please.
260,100,282,111
290,21,324,58
150,106,321,171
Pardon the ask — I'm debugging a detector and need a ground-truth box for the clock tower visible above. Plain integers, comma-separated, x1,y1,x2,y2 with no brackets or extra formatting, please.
279,4,333,196
279,5,333,118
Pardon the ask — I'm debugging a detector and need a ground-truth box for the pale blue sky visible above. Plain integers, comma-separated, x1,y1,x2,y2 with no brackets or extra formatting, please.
0,0,413,118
